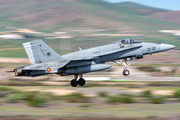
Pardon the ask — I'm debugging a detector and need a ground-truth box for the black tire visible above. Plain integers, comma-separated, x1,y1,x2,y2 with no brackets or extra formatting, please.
78,78,86,86
123,70,130,76
71,79,78,87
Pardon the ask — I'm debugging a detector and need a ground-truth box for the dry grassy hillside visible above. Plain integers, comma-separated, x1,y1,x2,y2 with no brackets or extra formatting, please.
0,0,179,32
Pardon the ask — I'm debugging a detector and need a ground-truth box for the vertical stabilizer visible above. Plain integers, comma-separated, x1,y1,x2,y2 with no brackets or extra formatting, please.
23,40,63,64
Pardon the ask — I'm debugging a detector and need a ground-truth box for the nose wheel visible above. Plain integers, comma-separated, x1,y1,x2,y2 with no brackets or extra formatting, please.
123,70,130,76
113,59,131,76
70,74,86,87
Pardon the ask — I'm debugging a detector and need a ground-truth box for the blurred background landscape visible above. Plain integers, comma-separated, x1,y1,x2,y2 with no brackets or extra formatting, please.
0,0,180,119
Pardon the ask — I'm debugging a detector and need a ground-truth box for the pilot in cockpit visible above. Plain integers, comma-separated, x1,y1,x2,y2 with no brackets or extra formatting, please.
111,39,141,45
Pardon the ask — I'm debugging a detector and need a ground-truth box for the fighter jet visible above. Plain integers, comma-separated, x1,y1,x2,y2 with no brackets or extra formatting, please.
14,39,175,87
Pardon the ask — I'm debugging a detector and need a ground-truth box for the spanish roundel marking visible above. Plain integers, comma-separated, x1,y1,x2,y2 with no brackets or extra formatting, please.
47,67,51,72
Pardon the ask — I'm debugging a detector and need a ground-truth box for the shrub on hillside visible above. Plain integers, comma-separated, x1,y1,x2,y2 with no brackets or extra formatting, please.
4,93,24,103
137,66,160,72
24,91,49,107
174,89,180,98
120,95,135,103
0,81,43,86
107,94,135,104
150,96,165,104
27,95,48,107
63,93,90,103
141,90,152,97
0,86,21,97
97,91,108,97
0,86,15,91
107,96,122,104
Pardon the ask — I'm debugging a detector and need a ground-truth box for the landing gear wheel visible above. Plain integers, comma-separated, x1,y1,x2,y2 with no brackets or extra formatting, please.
71,79,78,87
123,70,130,76
78,78,86,86
113,59,131,76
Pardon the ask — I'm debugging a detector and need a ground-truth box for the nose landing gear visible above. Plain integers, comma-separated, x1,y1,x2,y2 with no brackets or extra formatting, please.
113,59,131,76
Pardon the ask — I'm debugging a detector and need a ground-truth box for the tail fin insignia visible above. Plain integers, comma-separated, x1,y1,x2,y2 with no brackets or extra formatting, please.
23,40,63,64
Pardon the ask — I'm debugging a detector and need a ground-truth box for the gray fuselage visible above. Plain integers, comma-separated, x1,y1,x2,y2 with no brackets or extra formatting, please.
14,39,175,77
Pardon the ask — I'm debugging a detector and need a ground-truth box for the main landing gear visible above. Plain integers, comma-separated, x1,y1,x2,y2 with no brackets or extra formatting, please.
70,74,86,87
113,59,131,76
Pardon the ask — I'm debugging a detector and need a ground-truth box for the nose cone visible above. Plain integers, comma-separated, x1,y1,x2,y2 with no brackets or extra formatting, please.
160,44,175,51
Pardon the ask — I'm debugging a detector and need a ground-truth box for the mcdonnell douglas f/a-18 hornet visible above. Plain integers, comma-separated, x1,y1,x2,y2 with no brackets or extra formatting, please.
14,39,175,87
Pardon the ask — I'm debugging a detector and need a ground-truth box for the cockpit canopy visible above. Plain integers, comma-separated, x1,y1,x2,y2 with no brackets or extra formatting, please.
111,39,141,44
